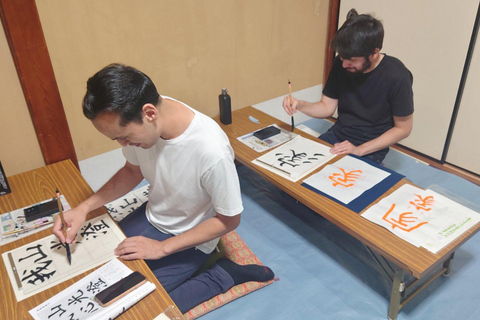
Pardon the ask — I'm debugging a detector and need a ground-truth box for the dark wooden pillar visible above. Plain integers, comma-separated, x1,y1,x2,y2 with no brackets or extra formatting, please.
324,0,340,84
0,0,79,169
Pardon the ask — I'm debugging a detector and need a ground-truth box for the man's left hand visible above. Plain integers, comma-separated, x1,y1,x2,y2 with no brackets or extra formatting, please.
330,140,360,156
114,236,165,260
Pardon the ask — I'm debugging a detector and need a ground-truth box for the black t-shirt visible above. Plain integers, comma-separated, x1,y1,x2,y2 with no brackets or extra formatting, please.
322,55,414,149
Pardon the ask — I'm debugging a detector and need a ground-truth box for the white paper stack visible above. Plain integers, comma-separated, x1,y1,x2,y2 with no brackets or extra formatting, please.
29,258,156,320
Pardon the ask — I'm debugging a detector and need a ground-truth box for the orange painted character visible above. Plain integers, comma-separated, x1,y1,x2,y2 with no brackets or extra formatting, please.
409,194,435,212
382,203,428,232
329,168,362,187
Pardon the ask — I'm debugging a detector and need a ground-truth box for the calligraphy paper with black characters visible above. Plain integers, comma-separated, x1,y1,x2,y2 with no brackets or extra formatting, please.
361,184,480,253
105,185,149,222
132,185,149,204
252,136,335,182
29,258,156,320
2,214,126,302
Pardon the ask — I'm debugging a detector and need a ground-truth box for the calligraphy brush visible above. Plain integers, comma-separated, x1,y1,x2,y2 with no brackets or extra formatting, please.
288,79,294,132
56,188,71,265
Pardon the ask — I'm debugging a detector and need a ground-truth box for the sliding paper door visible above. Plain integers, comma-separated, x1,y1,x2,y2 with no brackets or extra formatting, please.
338,0,479,160
446,28,480,175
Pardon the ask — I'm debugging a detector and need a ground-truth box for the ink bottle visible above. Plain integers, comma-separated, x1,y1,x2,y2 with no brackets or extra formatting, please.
219,88,232,125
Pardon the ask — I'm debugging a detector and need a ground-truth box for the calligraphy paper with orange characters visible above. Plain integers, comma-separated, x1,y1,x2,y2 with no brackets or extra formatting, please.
361,184,480,253
302,156,391,204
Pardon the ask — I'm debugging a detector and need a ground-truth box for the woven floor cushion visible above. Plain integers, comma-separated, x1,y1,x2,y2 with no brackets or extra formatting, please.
185,230,274,319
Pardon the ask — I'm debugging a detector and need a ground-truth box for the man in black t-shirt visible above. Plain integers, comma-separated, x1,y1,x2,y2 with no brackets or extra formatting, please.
283,11,414,164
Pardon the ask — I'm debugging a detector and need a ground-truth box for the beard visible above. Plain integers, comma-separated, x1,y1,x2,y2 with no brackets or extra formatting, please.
359,58,372,73
349,57,371,74
346,57,372,75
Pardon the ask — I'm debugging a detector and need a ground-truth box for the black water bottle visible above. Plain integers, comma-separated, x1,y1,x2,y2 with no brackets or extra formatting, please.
219,88,232,125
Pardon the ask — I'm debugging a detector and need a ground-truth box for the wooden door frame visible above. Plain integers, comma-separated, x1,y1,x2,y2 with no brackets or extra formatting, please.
0,0,79,169
324,0,340,84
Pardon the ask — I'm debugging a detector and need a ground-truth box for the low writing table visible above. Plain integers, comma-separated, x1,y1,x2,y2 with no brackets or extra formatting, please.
214,106,480,320
0,160,184,320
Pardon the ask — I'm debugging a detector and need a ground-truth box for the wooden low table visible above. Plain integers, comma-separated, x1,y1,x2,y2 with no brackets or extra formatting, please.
215,106,480,320
0,160,184,320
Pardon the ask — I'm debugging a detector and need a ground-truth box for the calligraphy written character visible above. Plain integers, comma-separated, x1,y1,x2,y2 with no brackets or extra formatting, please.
80,301,98,314
276,150,322,168
329,168,362,187
409,194,434,212
50,239,81,251
382,203,429,232
80,219,110,241
86,277,108,294
105,205,119,215
68,289,89,306
19,243,48,263
18,244,57,285
105,204,122,221
47,304,66,319
119,197,138,210
22,260,56,285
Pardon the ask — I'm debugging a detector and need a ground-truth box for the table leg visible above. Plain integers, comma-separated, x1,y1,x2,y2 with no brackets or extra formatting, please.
443,252,455,276
388,268,405,320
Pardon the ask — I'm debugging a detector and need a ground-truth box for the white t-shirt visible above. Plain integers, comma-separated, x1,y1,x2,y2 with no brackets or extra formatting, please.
122,97,243,253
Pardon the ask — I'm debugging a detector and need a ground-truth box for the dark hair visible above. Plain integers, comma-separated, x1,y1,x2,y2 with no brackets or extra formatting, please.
331,10,384,59
82,63,160,126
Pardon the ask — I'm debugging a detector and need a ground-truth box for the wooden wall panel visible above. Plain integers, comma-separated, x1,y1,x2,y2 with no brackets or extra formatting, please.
35,0,330,160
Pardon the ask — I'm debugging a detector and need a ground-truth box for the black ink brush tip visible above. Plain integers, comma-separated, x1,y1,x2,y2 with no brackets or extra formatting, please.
66,243,71,265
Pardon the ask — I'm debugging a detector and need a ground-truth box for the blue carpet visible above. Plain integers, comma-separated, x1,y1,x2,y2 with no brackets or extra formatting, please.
200,118,480,320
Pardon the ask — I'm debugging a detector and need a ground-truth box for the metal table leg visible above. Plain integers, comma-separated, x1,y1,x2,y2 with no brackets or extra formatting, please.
388,268,405,320
364,246,456,319
443,252,455,276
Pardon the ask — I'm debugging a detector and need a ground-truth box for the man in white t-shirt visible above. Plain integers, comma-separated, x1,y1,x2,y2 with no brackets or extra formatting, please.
53,64,274,313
